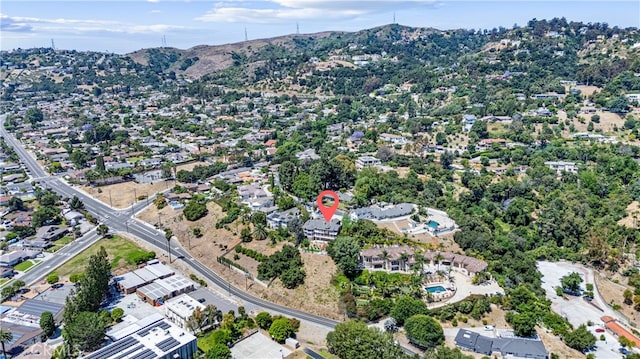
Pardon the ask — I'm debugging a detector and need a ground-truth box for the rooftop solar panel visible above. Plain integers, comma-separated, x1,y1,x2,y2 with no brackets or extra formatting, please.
114,344,144,359
156,337,179,352
85,336,139,359
136,349,157,359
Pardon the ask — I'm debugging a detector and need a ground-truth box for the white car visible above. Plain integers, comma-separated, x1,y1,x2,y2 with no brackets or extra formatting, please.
484,325,494,331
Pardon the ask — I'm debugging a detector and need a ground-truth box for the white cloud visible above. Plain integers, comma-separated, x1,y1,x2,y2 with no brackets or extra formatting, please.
0,13,188,34
196,0,438,23
147,0,160,3
150,9,162,13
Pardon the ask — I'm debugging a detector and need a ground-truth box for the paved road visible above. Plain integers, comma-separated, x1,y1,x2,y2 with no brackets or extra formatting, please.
20,229,102,286
0,114,340,329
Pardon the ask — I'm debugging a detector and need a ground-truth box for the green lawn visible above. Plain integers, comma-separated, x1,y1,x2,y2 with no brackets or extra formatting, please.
13,260,35,272
47,236,75,253
49,236,152,278
318,350,339,359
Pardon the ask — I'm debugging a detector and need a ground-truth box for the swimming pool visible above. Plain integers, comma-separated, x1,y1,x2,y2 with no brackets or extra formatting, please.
428,220,439,229
426,285,447,293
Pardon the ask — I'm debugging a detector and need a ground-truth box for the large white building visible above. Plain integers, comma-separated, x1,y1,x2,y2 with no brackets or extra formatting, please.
87,314,197,359
355,156,382,169
163,294,206,333
545,161,578,174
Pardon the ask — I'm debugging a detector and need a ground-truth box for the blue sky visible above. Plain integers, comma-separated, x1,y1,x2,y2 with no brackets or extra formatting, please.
1,1,638,53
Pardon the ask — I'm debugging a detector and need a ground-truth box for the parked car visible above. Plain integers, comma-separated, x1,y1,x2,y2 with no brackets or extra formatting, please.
595,328,605,333
619,348,631,355
484,325,494,331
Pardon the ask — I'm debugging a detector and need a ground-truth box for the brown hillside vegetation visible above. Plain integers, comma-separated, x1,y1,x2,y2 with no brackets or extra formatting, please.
128,31,338,79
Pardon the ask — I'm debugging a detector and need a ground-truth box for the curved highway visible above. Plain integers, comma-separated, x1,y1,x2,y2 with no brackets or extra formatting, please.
0,115,339,329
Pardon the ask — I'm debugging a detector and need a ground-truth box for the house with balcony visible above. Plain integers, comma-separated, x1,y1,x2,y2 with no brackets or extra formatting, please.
302,218,341,241
355,156,382,169
359,247,487,276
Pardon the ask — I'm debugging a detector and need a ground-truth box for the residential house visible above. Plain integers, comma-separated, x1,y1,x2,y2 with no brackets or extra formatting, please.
295,148,320,161
380,133,407,145
359,246,416,272
455,330,548,359
476,139,507,151
462,114,477,132
355,156,382,169
545,161,578,174
0,250,40,268
359,247,487,276
266,208,300,229
35,225,68,241
602,316,640,347
303,218,341,241
350,203,414,221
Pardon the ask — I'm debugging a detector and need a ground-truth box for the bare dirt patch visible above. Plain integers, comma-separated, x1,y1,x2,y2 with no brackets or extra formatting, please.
83,180,173,209
618,201,640,229
138,201,342,319
81,161,208,209
595,271,639,324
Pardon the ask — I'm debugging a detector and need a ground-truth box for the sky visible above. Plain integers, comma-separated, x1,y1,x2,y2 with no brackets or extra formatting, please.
1,1,639,54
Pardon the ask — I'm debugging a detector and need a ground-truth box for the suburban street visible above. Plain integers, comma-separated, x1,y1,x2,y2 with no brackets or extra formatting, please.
0,114,341,330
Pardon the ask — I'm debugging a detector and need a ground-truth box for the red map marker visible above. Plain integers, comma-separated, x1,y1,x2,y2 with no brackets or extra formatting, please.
317,190,339,222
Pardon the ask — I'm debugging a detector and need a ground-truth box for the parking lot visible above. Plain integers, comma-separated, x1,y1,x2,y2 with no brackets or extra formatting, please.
230,331,291,359
538,261,629,358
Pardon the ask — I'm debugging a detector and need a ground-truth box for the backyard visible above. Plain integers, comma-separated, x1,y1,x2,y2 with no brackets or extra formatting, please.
13,259,39,272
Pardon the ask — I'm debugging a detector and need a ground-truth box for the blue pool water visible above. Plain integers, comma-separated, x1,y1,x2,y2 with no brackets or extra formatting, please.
428,220,439,229
426,285,447,293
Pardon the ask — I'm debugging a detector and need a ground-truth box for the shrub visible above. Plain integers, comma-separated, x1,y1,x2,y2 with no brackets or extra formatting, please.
70,273,84,283
46,274,59,284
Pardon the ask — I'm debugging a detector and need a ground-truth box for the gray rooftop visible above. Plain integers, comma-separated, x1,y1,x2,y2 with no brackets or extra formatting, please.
303,218,341,232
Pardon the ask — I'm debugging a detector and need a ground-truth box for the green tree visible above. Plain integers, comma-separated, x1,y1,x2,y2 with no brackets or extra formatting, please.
404,314,444,349
62,311,106,352
69,195,85,210
269,317,294,342
40,311,56,338
97,224,109,237
326,321,408,359
32,206,61,227
390,296,429,326
256,312,273,330
327,236,361,279
253,224,268,241
625,289,634,305
184,200,208,221
206,343,232,359
0,329,12,359
564,324,596,351
74,246,111,312
111,308,124,322
251,212,267,227
8,197,25,211
25,107,44,125
560,272,583,293
240,227,252,242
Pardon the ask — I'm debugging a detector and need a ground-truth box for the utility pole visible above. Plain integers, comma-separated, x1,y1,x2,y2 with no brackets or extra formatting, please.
108,190,113,208
244,27,248,42
167,236,172,263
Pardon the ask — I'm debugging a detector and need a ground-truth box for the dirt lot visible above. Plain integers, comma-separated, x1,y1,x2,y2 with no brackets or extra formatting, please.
81,161,208,208
618,201,640,228
137,200,343,320
595,271,639,324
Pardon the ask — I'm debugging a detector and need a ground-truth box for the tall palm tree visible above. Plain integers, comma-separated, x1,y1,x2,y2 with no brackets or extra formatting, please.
378,250,390,271
435,252,444,273
0,328,13,358
164,228,173,263
399,252,409,272
253,224,268,241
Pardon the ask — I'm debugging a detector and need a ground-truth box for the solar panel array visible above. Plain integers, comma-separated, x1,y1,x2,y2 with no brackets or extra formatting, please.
136,349,157,359
156,337,180,352
137,321,170,337
85,337,139,359
113,344,144,359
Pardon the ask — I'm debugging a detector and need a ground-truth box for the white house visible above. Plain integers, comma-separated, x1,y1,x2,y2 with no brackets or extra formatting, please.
355,156,382,169
380,133,407,145
545,161,578,174
163,294,206,333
